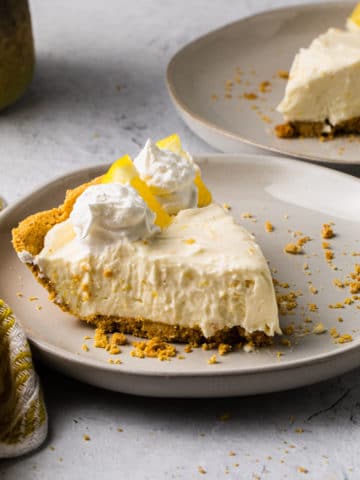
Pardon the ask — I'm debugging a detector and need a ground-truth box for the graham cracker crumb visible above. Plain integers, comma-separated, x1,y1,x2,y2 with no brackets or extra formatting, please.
350,281,360,294
229,451,236,456
329,328,339,338
295,428,304,434
110,332,127,346
278,70,289,79
313,323,326,335
277,292,299,315
211,94,218,101
241,212,253,219
335,334,353,344
284,243,302,254
83,435,91,441
177,355,185,360
183,238,196,245
333,279,344,288
94,327,108,349
208,354,218,364
16,292,24,298
308,303,318,312
103,269,113,278
28,296,38,301
117,427,123,432
198,466,207,474
83,335,91,340
328,302,344,309
223,203,231,210
297,466,308,474
325,249,334,261
297,236,311,247
322,224,335,239
261,115,272,124
218,343,232,356
259,80,271,93
184,345,193,353
107,345,121,355
243,92,258,100
264,221,274,232
81,344,89,352
109,358,122,365
131,337,176,361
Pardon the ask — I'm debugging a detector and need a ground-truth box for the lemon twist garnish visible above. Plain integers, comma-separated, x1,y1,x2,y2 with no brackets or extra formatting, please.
350,3,360,27
102,154,171,229
156,134,212,208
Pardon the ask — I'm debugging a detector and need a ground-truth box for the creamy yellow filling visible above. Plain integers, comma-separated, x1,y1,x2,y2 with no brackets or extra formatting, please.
35,204,280,338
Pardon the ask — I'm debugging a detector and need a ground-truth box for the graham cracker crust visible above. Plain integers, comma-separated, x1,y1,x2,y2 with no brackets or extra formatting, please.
85,317,272,347
12,176,274,347
275,116,360,139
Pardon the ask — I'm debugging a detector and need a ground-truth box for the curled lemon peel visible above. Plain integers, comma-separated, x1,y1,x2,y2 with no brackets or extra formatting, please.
350,3,360,27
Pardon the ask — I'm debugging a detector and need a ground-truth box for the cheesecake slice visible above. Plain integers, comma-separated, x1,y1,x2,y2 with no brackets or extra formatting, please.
12,137,280,346
276,4,360,138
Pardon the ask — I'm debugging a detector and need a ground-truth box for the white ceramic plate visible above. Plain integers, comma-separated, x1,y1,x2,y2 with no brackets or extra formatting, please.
1,154,360,397
167,2,360,165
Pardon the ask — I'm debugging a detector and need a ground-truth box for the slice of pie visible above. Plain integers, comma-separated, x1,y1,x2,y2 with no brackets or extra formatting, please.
276,4,360,139
12,135,280,346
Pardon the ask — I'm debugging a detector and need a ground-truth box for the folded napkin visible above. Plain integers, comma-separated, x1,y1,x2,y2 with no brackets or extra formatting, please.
0,299,47,458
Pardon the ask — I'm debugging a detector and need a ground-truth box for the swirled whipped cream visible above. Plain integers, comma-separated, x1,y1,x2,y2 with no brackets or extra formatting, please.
134,139,197,214
70,183,159,243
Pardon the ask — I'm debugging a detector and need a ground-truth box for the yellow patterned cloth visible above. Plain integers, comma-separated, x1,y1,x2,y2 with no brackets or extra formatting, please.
0,299,47,458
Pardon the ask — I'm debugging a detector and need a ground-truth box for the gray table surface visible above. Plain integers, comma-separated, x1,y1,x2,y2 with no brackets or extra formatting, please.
1,0,360,478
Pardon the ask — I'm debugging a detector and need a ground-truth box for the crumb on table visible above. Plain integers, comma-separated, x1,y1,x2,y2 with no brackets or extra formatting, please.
322,224,335,239
284,243,302,254
264,221,274,232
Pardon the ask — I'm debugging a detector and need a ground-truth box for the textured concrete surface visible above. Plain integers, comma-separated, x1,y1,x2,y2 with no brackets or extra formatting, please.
1,0,360,479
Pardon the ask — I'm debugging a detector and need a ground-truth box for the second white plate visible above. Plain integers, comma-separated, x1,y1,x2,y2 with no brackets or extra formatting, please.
167,2,360,164
1,154,360,397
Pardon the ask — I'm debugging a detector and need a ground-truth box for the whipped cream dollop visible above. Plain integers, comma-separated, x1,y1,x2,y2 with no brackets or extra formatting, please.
70,183,159,243
134,139,197,214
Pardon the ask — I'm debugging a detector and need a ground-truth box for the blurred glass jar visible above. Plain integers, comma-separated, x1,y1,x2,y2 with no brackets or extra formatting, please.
0,0,34,110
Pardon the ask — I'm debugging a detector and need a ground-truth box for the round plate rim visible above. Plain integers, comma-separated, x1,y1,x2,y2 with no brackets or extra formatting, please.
166,1,358,165
2,153,360,379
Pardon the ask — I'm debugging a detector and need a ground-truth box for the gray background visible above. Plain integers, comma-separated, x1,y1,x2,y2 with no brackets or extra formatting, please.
2,0,360,479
